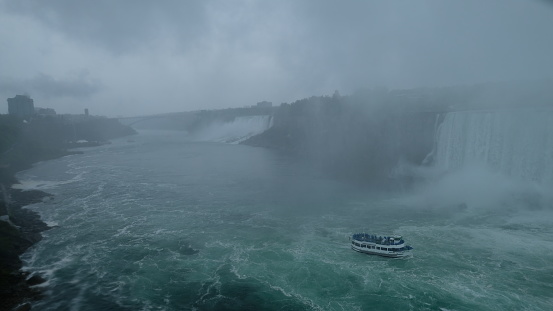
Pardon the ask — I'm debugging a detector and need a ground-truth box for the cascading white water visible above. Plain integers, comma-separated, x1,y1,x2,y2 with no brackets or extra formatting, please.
194,115,273,144
434,109,553,185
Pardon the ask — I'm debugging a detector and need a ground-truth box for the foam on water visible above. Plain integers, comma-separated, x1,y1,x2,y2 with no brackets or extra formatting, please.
13,172,85,191
18,130,553,310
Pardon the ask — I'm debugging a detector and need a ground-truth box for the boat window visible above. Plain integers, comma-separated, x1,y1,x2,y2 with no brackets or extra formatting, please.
362,244,367,248
382,248,387,251
376,247,380,250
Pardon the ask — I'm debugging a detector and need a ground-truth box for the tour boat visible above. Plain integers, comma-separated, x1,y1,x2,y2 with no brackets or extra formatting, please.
350,233,412,258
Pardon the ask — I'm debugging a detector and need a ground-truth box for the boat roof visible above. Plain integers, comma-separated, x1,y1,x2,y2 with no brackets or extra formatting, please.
352,233,404,242
353,233,402,238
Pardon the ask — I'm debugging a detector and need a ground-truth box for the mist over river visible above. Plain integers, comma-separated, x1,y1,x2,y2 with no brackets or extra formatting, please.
16,130,553,310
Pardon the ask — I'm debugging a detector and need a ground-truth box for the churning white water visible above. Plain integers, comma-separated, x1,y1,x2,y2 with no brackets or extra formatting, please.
14,125,553,310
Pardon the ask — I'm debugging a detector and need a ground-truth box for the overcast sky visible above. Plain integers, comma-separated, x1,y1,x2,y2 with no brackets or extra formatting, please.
1,0,552,117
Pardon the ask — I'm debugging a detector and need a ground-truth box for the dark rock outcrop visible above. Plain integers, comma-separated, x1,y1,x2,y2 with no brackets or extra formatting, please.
0,189,50,311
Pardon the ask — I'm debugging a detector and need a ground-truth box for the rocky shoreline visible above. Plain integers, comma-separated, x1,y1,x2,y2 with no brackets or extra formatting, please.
0,114,137,310
0,182,52,311
1,147,87,311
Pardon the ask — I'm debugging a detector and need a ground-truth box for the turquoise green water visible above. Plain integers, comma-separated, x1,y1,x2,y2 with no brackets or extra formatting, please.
17,130,553,310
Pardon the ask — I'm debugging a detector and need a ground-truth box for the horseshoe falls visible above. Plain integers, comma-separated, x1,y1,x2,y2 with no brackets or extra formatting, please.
16,123,553,310
412,108,553,211
434,109,553,185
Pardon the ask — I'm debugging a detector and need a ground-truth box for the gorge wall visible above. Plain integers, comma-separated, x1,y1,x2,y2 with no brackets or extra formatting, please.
244,82,553,188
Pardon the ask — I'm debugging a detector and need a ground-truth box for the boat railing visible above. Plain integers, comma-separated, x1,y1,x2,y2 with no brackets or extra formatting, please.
352,234,405,245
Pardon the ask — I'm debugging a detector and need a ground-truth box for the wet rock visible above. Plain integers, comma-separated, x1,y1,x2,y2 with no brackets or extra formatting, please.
26,274,46,287
12,302,32,311
0,187,51,311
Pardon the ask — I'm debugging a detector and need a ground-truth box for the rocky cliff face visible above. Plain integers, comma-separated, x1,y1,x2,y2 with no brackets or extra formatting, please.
243,82,553,186
243,92,438,185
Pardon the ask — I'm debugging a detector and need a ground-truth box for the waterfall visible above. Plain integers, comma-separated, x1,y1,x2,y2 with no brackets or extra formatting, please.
434,109,553,185
193,115,273,144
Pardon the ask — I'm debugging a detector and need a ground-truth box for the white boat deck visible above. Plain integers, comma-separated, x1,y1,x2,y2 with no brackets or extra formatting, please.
350,233,412,258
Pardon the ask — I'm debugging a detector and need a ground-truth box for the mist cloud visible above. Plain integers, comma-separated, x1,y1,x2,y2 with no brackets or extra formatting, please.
1,0,552,116
0,73,100,100
2,0,208,54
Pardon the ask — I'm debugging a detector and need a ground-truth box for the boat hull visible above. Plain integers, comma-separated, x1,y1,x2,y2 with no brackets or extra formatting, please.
351,245,411,258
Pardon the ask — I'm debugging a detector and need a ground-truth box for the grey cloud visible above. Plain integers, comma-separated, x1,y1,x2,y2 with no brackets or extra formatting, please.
280,0,553,89
0,73,101,99
1,0,553,116
5,0,553,88
2,0,209,54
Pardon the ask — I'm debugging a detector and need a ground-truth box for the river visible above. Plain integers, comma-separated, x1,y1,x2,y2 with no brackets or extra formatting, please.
16,130,553,310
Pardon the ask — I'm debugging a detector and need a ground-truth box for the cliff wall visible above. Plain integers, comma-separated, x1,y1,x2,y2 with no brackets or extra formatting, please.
244,92,438,185
243,81,553,186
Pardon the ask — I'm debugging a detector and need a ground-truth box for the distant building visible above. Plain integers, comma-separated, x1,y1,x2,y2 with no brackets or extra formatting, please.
256,101,272,108
35,107,57,116
7,95,34,119
85,108,89,116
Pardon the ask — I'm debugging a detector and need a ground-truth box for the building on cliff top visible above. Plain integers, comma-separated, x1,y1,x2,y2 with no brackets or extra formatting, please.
7,95,34,120
35,107,57,116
